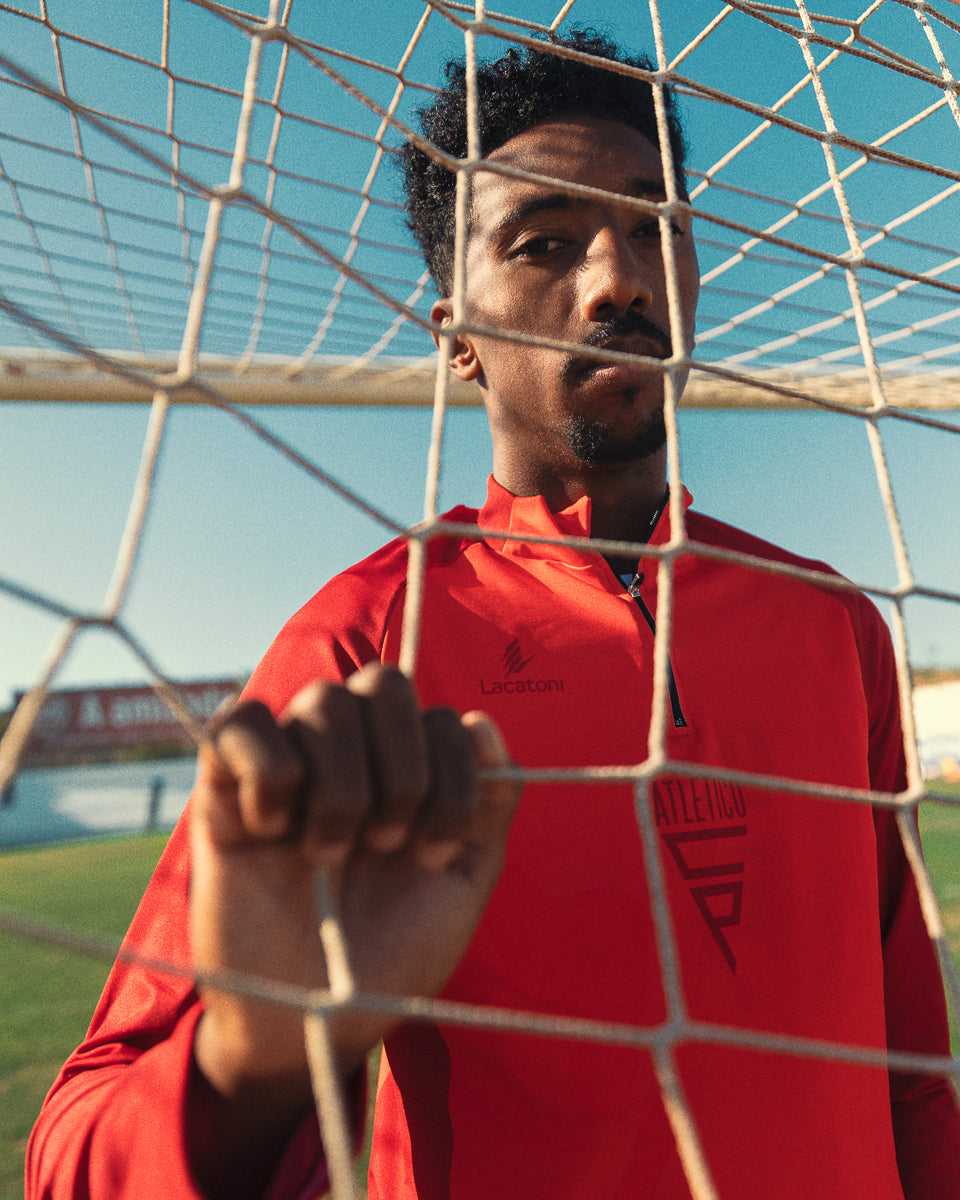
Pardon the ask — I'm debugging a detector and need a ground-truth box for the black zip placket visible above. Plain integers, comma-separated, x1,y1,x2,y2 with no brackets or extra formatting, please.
605,491,688,729
622,571,687,729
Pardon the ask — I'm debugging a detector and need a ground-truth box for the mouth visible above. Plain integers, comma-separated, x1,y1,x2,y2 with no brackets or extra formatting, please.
562,309,673,386
565,337,669,388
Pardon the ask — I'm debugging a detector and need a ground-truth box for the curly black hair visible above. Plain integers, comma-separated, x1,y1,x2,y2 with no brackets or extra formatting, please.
400,29,687,296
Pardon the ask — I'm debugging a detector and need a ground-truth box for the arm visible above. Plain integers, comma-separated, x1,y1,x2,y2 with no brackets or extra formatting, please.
27,665,519,1200
875,803,960,1199
187,665,519,1200
855,597,960,1197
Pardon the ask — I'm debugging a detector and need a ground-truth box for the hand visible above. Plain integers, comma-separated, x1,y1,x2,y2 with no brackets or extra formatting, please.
189,663,519,1105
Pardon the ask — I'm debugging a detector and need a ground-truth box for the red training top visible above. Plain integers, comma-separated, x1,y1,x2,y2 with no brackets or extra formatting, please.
28,479,960,1200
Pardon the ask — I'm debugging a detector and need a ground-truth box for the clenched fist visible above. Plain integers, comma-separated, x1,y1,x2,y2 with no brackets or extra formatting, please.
185,665,520,1199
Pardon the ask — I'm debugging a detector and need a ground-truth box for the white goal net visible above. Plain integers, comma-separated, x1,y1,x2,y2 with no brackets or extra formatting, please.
2,3,960,1198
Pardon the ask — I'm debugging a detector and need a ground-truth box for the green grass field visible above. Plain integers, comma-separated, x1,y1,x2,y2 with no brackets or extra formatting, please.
919,782,960,992
0,834,169,1200
2,791,959,1200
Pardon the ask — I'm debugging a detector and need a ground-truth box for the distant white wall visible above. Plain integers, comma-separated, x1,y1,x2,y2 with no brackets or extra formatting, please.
913,681,960,780
0,758,196,847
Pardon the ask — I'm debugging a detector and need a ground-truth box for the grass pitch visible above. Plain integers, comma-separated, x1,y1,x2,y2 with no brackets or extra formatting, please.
2,795,959,1200
920,782,960,1012
0,834,168,1200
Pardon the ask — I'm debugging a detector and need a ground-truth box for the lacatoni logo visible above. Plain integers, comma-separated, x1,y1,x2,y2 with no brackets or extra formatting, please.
501,637,533,675
480,638,564,695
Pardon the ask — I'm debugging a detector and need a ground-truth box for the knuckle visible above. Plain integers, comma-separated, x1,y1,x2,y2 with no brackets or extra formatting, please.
212,708,288,780
316,681,361,728
423,704,464,736
207,697,268,740
285,678,348,724
351,662,412,703
285,712,369,846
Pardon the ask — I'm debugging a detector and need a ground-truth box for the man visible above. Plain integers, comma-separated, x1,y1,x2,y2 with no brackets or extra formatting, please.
28,32,960,1200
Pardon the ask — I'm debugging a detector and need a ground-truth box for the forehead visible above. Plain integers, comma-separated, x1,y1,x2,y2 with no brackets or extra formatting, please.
470,116,671,239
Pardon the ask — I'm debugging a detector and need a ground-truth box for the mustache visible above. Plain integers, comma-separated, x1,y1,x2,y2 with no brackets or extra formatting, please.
578,312,673,360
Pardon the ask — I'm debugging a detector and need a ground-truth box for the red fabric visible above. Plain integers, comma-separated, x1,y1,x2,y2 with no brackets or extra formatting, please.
27,478,960,1199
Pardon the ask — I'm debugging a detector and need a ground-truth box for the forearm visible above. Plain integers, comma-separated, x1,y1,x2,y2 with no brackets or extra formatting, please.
188,1001,380,1200
187,1048,315,1200
27,1003,347,1200
28,1007,211,1200
893,1075,960,1199
187,1003,316,1200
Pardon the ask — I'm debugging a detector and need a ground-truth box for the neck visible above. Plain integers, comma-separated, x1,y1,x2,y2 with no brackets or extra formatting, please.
492,444,668,570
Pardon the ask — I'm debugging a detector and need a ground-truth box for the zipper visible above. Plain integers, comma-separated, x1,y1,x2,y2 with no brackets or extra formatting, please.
625,572,688,729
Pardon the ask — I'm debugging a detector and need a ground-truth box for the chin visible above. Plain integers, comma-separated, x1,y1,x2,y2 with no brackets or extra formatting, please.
564,411,667,466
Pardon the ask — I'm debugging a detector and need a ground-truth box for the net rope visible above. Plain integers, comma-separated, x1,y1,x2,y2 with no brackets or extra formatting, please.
2,2,960,1197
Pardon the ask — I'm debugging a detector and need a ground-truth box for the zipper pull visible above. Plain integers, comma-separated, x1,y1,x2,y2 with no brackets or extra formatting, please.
627,572,644,598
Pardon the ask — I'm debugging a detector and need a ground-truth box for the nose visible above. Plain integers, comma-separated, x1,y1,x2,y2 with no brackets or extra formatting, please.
579,225,654,323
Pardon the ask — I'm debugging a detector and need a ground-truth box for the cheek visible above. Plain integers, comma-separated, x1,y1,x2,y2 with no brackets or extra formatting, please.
667,259,699,344
680,248,700,311
481,344,561,396
484,293,537,333
465,265,562,334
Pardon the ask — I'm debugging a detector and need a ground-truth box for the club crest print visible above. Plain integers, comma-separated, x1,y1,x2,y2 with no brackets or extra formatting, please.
653,778,748,973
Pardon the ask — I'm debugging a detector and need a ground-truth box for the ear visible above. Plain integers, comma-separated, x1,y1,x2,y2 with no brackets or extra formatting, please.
431,298,481,382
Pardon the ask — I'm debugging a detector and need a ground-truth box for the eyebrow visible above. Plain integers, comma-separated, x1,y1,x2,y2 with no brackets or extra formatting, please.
486,177,675,244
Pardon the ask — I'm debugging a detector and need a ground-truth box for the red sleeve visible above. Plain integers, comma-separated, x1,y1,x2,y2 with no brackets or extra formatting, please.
854,595,960,1197
24,569,391,1199
24,812,359,1200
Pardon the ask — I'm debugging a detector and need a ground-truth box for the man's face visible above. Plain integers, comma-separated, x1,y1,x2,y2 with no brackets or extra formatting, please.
433,115,699,481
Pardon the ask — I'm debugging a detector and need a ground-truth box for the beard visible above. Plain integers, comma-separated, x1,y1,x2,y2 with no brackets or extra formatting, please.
562,403,667,465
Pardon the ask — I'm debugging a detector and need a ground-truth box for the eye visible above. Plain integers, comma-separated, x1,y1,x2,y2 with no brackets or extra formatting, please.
633,218,684,240
512,235,570,259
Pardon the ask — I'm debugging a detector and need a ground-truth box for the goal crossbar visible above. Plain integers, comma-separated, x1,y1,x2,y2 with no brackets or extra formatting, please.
1,351,959,410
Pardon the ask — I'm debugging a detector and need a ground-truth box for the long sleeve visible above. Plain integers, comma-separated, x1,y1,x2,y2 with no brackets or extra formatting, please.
23,566,392,1200
24,534,417,1200
24,813,353,1200
857,593,960,1197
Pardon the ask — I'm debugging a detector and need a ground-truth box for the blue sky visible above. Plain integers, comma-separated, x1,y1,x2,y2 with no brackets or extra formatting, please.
1,1,959,709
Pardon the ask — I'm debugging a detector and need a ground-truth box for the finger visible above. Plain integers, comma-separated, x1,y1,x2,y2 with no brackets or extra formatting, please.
283,681,371,866
418,710,520,887
411,706,479,869
199,700,305,846
462,710,522,852
346,664,429,853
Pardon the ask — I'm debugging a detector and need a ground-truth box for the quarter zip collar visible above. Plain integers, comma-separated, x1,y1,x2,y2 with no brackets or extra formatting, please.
477,474,692,566
475,475,691,730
